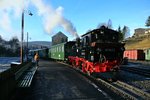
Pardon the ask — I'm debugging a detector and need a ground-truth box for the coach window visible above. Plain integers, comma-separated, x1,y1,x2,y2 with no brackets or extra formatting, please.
62,46,64,52
59,47,60,52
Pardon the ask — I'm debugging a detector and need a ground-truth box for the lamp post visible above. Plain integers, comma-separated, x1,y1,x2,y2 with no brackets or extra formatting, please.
20,10,33,63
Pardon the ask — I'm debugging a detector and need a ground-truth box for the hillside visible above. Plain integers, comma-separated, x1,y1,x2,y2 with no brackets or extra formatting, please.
27,41,51,49
125,35,150,50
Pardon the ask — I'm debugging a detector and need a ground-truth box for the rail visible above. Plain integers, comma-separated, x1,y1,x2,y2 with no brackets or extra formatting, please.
112,81,150,99
58,61,141,99
121,66,150,77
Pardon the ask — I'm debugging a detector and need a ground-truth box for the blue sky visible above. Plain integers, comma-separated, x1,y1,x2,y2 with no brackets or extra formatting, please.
0,0,150,42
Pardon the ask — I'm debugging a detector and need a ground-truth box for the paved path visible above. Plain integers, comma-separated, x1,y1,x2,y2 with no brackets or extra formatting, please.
14,60,110,100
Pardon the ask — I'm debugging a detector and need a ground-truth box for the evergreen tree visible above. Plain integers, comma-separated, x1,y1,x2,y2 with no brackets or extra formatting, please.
9,36,19,48
9,37,20,56
118,26,124,41
145,16,150,27
0,35,4,43
117,25,130,41
0,35,2,42
122,26,130,39
0,36,20,57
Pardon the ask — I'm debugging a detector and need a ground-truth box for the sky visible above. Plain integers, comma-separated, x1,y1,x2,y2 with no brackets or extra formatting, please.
0,0,150,42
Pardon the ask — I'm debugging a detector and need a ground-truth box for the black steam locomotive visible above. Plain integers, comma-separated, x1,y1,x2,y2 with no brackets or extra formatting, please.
68,26,125,74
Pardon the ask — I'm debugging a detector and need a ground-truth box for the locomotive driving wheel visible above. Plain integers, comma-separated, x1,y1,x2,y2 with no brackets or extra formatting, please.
79,61,82,70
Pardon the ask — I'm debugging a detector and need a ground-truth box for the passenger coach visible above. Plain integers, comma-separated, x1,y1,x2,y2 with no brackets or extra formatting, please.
48,41,75,61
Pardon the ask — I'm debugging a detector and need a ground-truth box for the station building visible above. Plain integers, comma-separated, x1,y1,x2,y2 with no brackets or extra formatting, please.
52,31,68,46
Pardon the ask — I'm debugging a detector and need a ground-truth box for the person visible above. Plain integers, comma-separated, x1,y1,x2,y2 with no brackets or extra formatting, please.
34,52,39,66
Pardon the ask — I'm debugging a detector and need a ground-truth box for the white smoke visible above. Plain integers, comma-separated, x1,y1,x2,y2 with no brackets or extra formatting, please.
31,0,78,37
0,0,78,40
0,11,12,32
0,0,29,40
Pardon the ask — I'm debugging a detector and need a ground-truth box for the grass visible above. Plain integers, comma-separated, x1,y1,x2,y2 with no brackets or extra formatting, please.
125,36,150,50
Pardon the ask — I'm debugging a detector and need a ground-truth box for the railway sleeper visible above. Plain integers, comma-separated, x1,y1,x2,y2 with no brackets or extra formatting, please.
113,81,150,100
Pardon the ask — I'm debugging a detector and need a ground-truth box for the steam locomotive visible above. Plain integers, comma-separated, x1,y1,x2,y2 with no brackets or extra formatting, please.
30,26,125,76
68,26,125,75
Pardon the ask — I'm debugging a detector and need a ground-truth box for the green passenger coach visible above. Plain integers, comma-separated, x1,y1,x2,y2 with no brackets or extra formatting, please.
49,41,75,61
50,43,65,60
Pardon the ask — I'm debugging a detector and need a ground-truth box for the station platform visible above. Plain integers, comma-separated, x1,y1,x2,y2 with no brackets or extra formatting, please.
12,60,110,100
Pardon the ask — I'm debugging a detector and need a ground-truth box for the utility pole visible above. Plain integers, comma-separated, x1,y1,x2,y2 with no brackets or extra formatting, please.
20,10,33,63
27,32,29,61
20,11,24,63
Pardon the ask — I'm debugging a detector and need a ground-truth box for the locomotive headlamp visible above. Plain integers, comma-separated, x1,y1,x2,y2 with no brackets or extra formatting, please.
77,49,78,52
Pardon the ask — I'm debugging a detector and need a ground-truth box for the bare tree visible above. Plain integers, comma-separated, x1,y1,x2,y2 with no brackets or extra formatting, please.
97,23,107,29
107,19,113,29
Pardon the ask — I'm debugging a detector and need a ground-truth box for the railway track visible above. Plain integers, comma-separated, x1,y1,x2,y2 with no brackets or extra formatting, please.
58,61,150,99
120,66,150,77
112,80,150,100
79,71,150,100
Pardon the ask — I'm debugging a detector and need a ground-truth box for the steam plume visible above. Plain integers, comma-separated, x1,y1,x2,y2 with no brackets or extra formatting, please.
31,0,79,37
0,0,78,40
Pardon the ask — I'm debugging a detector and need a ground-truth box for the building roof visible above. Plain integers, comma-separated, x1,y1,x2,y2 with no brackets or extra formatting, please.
52,31,68,38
